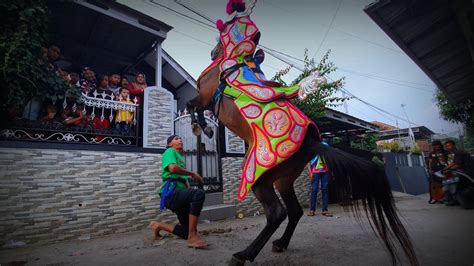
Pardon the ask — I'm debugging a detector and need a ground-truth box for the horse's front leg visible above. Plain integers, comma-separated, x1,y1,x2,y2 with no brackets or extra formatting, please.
187,98,214,138
230,178,287,265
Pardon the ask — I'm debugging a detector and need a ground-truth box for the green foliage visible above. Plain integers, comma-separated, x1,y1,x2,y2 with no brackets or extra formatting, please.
351,134,378,151
0,0,70,110
271,49,347,119
436,89,474,137
383,141,403,153
409,143,422,155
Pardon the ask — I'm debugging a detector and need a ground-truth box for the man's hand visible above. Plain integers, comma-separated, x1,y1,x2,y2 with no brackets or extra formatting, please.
192,173,203,183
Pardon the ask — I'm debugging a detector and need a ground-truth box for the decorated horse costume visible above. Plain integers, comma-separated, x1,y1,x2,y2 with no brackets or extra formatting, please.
200,12,326,201
189,1,418,265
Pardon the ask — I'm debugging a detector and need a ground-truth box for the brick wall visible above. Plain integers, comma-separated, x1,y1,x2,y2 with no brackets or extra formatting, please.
0,147,315,246
0,148,177,246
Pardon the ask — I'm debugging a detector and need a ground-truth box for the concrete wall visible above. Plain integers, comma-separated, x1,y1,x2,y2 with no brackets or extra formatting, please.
0,148,178,246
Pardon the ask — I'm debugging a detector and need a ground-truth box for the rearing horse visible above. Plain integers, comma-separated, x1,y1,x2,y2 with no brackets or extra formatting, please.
188,1,418,265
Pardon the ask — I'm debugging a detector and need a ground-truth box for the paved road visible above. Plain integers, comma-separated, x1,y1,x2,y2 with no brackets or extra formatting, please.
1,193,473,265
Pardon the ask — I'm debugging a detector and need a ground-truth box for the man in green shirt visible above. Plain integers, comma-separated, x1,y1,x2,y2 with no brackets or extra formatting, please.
150,135,208,248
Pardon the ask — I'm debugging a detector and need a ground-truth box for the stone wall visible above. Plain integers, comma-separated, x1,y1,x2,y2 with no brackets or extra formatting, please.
143,86,174,149
221,157,312,218
0,148,175,246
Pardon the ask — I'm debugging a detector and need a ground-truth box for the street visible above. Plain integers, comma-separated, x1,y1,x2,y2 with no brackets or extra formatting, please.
1,192,473,266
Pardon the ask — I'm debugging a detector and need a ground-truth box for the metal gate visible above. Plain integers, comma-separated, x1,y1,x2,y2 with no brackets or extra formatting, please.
174,112,222,193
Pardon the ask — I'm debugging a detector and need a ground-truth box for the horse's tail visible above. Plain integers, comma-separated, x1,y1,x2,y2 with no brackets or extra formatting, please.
312,141,418,266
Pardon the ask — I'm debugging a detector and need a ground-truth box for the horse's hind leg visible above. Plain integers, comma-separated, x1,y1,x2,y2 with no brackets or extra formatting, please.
272,179,303,252
230,178,287,265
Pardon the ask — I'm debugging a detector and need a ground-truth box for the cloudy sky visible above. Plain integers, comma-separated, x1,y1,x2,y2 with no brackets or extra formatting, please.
120,0,460,135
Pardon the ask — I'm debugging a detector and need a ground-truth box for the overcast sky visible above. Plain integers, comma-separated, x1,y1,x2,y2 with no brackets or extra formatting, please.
120,0,461,135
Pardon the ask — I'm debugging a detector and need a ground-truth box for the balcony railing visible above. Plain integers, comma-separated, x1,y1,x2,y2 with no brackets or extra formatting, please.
1,93,140,146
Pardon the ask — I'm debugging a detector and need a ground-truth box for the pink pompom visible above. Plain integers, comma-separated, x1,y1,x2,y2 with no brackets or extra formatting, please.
226,0,234,14
216,19,225,32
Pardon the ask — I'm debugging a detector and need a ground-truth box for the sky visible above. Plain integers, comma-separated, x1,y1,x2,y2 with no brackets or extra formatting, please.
119,0,461,136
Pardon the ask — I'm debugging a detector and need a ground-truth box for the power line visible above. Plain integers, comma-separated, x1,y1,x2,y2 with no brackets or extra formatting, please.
259,0,403,55
163,0,432,90
151,0,425,127
311,0,342,59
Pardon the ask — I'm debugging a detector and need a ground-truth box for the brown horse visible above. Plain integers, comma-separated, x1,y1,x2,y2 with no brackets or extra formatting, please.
188,40,418,266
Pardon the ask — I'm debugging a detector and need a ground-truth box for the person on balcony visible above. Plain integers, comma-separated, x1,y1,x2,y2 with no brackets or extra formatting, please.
79,67,97,94
114,87,134,132
108,72,121,98
150,135,208,249
127,72,147,104
88,75,113,137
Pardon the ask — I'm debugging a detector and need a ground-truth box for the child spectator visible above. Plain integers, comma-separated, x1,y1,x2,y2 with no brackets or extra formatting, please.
127,72,147,104
108,73,121,97
62,103,85,127
69,69,81,88
88,75,113,138
115,87,134,132
79,67,97,94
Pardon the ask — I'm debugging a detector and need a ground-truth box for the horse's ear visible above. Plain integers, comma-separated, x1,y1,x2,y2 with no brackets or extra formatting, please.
254,49,265,64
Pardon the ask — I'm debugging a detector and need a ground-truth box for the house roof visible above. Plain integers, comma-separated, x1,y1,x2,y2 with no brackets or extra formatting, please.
364,0,474,104
317,108,380,137
377,126,435,140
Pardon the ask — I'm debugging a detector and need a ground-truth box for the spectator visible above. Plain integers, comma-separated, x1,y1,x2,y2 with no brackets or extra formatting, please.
149,135,208,248
120,77,129,90
62,102,85,127
108,72,121,97
442,140,469,206
127,72,147,104
307,141,332,217
47,44,61,70
69,69,81,88
88,75,113,137
428,140,447,204
114,87,134,132
79,67,97,94
40,105,58,122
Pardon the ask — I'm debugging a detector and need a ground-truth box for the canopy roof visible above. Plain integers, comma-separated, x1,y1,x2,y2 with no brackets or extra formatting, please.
48,0,172,77
365,0,474,104
318,108,380,137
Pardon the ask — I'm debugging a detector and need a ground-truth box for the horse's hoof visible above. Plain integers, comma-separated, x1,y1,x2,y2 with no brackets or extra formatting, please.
272,239,287,253
272,244,284,253
229,255,245,266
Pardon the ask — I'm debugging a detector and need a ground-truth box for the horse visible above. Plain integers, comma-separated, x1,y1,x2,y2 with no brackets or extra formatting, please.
186,3,418,265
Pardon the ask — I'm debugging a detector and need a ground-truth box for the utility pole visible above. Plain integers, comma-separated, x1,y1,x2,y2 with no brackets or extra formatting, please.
401,104,415,148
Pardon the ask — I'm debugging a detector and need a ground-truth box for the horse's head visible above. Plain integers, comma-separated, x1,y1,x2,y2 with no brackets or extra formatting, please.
195,0,259,112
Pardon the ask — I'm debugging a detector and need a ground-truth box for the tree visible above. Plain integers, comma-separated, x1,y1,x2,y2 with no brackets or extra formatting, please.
350,134,378,151
435,89,474,137
271,49,347,120
0,0,70,111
